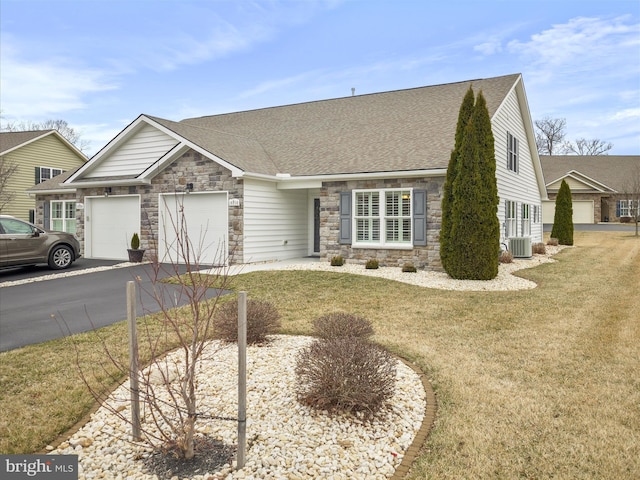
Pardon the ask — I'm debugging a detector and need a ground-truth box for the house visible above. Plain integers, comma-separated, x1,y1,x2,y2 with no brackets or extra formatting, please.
0,130,87,225
34,73,546,269
540,155,640,224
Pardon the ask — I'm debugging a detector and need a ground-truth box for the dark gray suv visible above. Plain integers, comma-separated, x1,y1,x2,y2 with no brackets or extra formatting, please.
0,215,81,270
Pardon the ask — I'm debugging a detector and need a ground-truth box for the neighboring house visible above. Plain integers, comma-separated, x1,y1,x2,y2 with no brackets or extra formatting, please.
540,156,640,224
34,73,546,269
0,130,87,224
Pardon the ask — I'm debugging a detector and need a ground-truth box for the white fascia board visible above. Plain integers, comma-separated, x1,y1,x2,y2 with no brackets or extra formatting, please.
566,170,616,192
27,188,77,195
242,168,447,189
68,178,152,188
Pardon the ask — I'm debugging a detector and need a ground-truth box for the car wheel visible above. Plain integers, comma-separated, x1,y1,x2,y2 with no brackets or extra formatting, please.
48,245,73,270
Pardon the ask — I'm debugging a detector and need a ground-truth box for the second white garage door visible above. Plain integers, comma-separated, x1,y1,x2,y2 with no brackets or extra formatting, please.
158,192,228,265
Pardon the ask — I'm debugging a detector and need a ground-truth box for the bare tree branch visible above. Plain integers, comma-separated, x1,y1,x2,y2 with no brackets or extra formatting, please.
562,138,614,155
534,116,567,155
0,157,19,212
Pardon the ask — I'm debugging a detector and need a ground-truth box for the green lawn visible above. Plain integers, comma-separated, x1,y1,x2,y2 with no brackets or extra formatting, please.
1,231,638,479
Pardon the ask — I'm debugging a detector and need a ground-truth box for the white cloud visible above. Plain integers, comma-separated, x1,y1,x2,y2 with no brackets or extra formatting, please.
507,15,640,82
0,43,117,119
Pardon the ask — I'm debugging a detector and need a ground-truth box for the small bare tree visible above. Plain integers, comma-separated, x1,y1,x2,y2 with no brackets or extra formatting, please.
0,156,18,212
66,196,236,463
535,116,567,155
617,164,640,237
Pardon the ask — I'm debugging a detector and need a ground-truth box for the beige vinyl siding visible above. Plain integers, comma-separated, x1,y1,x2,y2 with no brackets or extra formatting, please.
85,124,179,178
1,135,85,221
493,87,543,243
243,179,308,263
547,177,596,192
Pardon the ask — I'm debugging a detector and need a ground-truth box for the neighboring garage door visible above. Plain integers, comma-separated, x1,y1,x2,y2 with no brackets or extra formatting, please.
542,200,594,224
158,192,228,265
85,195,140,260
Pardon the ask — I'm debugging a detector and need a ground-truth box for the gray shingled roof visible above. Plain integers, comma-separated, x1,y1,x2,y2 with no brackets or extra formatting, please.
0,130,54,155
154,74,521,177
540,155,640,192
28,169,78,192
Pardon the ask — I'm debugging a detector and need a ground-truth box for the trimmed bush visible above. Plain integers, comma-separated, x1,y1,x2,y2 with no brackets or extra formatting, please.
214,299,281,344
330,256,344,266
130,232,140,250
295,337,396,418
547,237,559,246
402,263,417,273
551,179,574,245
444,90,500,280
620,216,632,223
499,250,513,264
312,313,374,340
365,259,379,269
532,242,546,255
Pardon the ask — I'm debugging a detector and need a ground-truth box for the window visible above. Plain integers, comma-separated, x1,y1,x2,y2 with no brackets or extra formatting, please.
505,200,517,237
51,200,76,233
522,204,531,236
618,199,639,218
507,132,519,173
532,205,540,223
354,189,412,246
37,167,63,183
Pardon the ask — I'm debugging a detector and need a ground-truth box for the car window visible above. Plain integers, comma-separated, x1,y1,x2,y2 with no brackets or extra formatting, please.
0,218,34,235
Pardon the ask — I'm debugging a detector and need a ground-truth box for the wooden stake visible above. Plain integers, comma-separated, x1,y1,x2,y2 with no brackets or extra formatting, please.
237,291,247,469
127,281,141,441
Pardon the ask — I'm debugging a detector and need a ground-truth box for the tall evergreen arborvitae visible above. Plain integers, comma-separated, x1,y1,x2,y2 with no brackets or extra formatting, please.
551,179,574,245
445,90,500,280
440,86,475,272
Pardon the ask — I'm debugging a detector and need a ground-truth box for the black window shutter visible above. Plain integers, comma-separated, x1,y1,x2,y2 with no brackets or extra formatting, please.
413,189,427,246
43,202,50,229
616,201,621,217
35,167,41,184
516,136,520,173
339,191,352,244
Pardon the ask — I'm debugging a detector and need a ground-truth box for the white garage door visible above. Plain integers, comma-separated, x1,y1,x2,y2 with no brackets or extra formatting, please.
542,200,594,224
158,192,228,265
86,196,140,260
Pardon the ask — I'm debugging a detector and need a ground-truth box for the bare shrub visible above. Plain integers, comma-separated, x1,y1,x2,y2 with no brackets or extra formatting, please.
547,237,559,246
499,250,513,263
532,242,547,255
330,255,344,266
295,337,396,418
365,259,379,269
312,312,374,340
214,299,281,344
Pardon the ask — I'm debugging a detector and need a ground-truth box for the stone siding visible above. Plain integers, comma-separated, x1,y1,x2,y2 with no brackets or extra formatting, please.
321,177,445,270
74,150,244,263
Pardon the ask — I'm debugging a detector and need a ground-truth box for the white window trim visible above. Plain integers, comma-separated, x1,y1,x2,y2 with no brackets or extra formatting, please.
521,203,531,236
39,166,63,183
505,200,517,238
507,132,519,173
353,188,414,249
50,200,76,233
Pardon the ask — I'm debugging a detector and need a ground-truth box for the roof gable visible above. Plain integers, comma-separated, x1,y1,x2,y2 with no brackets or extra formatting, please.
0,130,86,160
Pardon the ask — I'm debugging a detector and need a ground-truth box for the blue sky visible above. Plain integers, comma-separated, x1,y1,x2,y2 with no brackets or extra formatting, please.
1,0,639,156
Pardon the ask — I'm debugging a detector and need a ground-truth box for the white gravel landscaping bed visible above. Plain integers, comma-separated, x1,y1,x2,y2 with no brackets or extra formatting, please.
51,335,426,480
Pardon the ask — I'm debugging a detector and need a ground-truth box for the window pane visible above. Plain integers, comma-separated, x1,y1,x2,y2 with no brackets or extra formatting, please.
65,202,75,218
65,219,77,233
51,202,62,218
52,220,63,231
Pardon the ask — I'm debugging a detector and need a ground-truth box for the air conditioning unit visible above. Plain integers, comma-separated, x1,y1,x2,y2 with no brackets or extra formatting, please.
509,237,532,258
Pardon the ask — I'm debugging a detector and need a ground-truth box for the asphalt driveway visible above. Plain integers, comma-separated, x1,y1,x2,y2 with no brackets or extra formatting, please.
0,261,226,352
